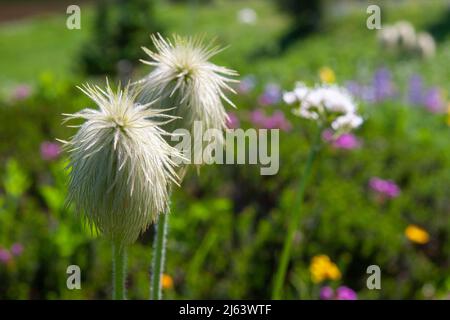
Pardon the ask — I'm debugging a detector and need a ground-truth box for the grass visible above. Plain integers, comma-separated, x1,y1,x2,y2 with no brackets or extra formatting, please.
0,0,448,90
0,11,92,86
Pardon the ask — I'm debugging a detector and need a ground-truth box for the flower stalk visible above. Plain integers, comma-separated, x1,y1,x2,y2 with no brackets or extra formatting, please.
138,34,238,301
272,125,323,299
112,242,127,300
150,213,168,300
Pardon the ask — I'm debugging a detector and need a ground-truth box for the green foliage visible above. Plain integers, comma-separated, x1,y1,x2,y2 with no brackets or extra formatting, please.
275,0,322,30
273,0,324,52
0,0,449,300
79,0,163,75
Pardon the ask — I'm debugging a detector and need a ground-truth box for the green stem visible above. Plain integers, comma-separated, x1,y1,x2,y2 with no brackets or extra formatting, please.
112,242,127,300
150,213,168,300
272,126,323,299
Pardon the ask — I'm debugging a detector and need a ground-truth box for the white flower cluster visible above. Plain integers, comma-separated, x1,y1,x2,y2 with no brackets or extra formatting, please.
284,83,363,133
378,21,436,58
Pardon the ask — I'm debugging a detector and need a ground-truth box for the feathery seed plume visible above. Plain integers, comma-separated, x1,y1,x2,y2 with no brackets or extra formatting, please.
137,34,238,166
62,80,181,246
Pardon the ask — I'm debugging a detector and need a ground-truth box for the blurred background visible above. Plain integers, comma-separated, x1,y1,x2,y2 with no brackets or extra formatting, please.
0,0,449,299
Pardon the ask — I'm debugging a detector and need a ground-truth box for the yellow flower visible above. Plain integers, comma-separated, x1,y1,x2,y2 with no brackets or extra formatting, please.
446,103,450,126
162,273,174,290
319,67,336,84
310,254,341,283
405,225,430,244
327,264,341,280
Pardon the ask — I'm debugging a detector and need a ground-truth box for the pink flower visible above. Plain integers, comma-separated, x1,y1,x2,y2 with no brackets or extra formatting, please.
11,243,24,256
12,84,32,101
369,177,400,198
336,286,357,300
40,141,61,161
0,248,12,264
250,109,265,125
226,112,240,129
322,129,334,142
322,129,361,150
249,109,292,131
333,133,361,149
320,286,334,300
264,111,292,131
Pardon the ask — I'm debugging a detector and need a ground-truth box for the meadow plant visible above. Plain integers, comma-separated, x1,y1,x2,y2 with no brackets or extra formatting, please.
61,80,181,299
272,83,363,299
63,33,237,299
136,34,238,299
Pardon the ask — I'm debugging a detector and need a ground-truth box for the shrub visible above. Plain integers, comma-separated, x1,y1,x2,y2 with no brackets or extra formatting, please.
79,0,163,76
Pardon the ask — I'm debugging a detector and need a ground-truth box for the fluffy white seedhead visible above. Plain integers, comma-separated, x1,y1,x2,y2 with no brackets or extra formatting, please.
287,83,363,133
377,21,435,59
137,33,238,165
395,21,416,50
416,32,436,58
62,81,181,246
378,25,399,49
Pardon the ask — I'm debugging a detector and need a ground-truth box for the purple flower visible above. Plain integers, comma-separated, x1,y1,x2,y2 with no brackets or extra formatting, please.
226,112,240,129
258,83,281,106
369,177,400,198
336,286,357,300
322,129,361,150
238,75,256,94
250,109,265,126
11,243,24,257
12,84,32,101
373,68,395,102
322,129,334,142
320,286,334,300
346,81,362,98
345,81,375,103
249,109,291,131
0,248,12,264
423,88,444,113
333,133,361,150
408,74,424,106
40,141,61,161
264,111,292,131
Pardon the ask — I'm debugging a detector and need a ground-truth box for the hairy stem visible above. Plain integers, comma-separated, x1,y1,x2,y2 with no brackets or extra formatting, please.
272,127,323,299
150,213,168,300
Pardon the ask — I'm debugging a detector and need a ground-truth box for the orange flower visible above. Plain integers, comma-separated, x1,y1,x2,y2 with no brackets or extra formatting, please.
162,273,174,290
310,254,341,283
405,225,430,244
